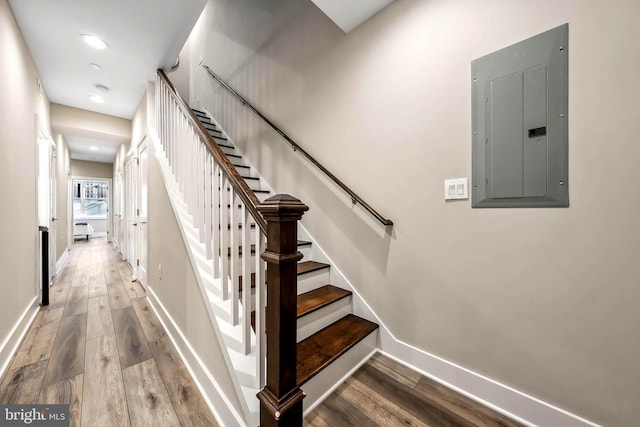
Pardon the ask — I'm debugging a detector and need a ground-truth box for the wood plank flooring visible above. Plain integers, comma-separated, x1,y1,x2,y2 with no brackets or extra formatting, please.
2,237,527,427
0,237,218,427
305,352,525,427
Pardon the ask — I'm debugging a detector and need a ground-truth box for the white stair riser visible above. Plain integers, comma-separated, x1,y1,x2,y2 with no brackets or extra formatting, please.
298,269,330,294
301,332,378,413
297,297,352,342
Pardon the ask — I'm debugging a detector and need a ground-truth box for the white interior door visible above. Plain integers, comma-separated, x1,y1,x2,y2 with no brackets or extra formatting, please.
37,132,55,293
49,139,57,276
136,138,148,289
124,155,137,273
115,169,125,254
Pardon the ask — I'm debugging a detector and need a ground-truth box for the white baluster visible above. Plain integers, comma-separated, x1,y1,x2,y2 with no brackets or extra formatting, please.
193,142,201,230
220,176,230,300
230,189,239,325
255,232,266,388
204,154,213,260
198,146,206,243
212,163,221,278
185,129,193,216
241,203,252,355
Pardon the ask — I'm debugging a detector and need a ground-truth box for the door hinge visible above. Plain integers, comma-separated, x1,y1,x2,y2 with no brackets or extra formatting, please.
136,259,140,266
137,208,140,216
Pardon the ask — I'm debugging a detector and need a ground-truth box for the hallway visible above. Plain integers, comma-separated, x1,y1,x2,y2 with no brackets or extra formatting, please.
0,238,218,426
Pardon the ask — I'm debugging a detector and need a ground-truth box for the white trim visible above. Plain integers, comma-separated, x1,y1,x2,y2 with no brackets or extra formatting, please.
296,223,599,427
146,287,248,427
0,298,40,381
55,248,69,274
71,176,113,242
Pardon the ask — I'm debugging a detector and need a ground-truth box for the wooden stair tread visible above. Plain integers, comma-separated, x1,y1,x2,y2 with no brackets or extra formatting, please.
250,285,351,332
239,260,328,289
227,240,311,258
222,223,256,230
297,314,378,386
244,260,328,287
297,285,351,318
297,261,330,275
220,185,270,194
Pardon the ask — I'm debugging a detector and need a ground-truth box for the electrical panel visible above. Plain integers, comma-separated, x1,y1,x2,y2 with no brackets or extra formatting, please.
471,24,569,208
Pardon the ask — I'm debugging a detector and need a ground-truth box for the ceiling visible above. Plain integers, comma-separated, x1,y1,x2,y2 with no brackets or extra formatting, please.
65,136,120,163
9,0,206,162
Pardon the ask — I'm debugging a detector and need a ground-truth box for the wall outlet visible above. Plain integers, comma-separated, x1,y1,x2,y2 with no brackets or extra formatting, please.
158,264,162,280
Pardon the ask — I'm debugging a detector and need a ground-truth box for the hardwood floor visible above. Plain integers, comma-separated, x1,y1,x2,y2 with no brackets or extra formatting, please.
304,353,525,427
0,237,218,427
2,237,526,427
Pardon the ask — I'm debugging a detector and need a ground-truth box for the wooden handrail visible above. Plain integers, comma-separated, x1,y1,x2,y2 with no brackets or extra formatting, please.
202,65,394,227
158,70,267,234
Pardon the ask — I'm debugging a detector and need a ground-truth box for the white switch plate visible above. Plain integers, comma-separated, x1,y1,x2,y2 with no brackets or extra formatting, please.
444,178,468,200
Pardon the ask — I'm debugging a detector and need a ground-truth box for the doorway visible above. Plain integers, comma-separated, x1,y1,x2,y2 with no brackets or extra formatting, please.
124,154,137,276
136,137,148,289
36,127,57,293
71,178,111,240
122,137,148,288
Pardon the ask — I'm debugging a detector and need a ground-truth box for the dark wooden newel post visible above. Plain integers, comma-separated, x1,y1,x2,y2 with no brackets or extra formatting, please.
256,194,308,427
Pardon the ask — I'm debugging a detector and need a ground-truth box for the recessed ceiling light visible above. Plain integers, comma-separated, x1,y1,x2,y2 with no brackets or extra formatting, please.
95,84,109,93
81,34,109,50
88,94,104,103
89,146,98,151
89,63,102,70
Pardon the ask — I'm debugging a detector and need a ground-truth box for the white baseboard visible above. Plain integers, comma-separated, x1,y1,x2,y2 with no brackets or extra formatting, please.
357,292,600,427
0,297,40,381
297,224,599,427
147,260,249,427
56,248,69,275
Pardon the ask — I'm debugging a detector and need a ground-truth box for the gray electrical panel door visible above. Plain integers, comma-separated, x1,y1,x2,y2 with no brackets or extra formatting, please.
472,24,568,208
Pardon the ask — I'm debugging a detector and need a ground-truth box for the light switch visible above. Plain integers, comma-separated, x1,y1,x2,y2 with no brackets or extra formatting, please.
444,178,469,200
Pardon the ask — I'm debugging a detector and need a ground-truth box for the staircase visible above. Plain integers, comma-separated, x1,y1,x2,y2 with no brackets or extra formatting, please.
154,71,378,426
191,106,379,404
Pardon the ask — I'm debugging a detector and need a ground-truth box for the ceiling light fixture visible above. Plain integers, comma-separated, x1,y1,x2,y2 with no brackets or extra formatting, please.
89,146,98,151
89,63,102,70
95,84,109,93
88,94,104,103
81,34,109,50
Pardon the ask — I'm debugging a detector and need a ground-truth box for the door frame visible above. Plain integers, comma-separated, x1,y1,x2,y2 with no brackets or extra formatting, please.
71,176,113,241
136,136,148,290
35,115,55,297
123,152,137,274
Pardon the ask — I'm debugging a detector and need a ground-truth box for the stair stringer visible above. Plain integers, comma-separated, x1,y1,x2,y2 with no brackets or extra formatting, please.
150,131,259,426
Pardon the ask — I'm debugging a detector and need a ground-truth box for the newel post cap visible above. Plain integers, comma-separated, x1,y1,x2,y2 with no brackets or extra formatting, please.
257,194,309,220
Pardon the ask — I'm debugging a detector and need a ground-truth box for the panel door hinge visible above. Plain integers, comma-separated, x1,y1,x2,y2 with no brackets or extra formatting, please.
136,259,140,266
137,208,140,216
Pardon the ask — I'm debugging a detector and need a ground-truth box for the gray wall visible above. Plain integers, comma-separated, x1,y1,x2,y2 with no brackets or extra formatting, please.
0,0,51,364
186,0,640,425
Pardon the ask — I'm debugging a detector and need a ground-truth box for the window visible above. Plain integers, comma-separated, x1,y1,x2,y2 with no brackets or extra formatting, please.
73,180,109,218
